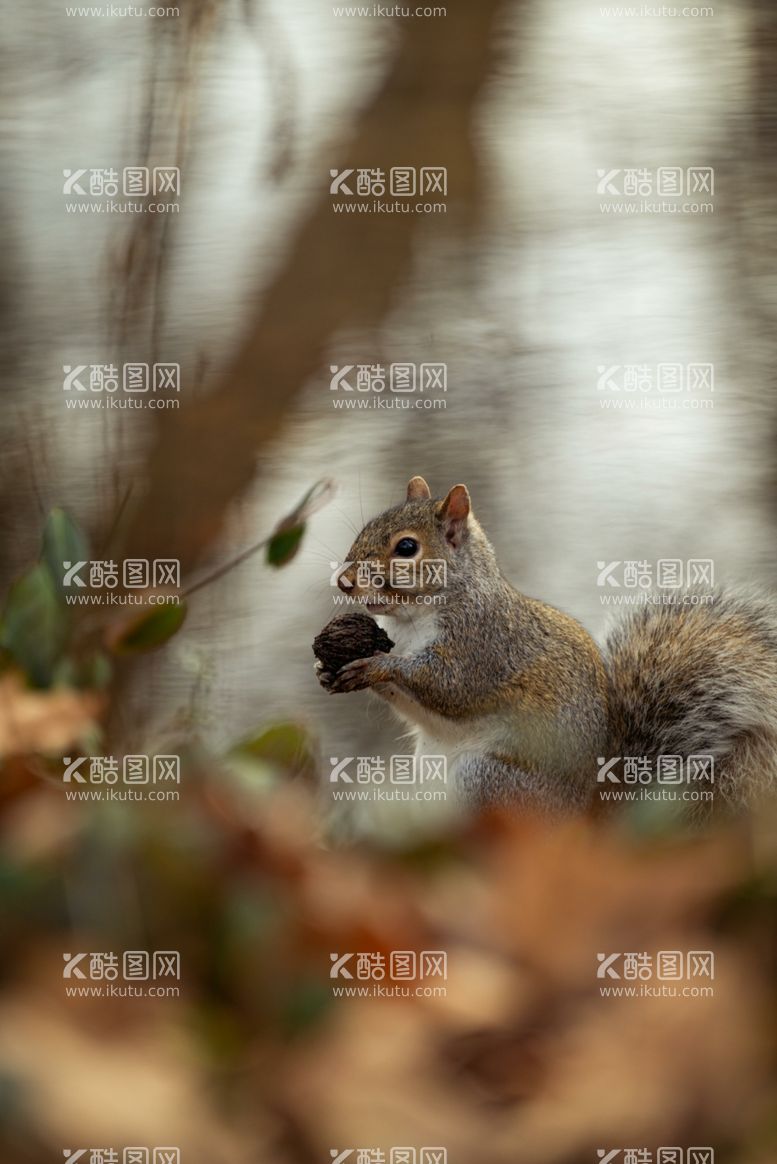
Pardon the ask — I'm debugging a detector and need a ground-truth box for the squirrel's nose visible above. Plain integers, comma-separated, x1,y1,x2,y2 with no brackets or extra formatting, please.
337,572,354,593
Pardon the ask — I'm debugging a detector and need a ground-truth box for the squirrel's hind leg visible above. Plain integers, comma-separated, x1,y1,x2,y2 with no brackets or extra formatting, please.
456,754,586,816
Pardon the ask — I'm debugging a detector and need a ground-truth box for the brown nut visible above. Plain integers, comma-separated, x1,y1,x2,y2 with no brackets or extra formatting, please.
313,611,394,675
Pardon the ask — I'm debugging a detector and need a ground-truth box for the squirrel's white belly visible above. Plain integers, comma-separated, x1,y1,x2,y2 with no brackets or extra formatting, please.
412,723,501,788
377,683,500,783
376,610,499,781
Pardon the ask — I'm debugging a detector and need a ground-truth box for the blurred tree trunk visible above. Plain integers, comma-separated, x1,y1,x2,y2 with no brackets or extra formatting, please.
122,0,512,573
747,0,777,529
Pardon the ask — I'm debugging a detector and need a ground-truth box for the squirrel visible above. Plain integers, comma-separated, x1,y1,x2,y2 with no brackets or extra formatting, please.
315,476,777,815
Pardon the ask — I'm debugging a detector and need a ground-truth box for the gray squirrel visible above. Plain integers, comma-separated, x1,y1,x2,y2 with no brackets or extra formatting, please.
315,476,777,815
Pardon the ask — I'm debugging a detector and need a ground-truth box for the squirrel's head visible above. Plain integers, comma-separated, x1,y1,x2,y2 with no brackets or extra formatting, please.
335,476,491,616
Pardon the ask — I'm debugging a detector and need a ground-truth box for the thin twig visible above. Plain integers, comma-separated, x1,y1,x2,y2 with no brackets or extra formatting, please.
181,533,271,599
100,482,134,557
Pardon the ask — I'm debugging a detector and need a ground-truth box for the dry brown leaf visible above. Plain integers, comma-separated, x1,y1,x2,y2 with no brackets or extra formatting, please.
0,672,102,759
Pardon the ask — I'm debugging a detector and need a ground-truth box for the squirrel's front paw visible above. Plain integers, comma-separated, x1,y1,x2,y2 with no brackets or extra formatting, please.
328,655,386,694
314,659,335,691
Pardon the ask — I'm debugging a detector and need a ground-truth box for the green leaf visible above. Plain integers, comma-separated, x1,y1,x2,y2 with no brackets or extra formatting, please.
624,795,688,838
264,478,335,569
107,600,187,654
79,651,113,688
1,564,68,687
266,524,305,568
41,508,89,595
281,977,332,1037
53,651,113,690
231,722,317,782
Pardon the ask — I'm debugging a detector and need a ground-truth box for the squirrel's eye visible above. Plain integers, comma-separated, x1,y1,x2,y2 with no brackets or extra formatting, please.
394,537,419,557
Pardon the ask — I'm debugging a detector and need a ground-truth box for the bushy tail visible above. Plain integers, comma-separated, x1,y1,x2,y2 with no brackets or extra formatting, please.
604,590,777,808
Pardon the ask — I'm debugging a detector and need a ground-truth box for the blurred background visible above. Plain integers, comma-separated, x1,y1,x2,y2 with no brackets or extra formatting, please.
1,0,777,1160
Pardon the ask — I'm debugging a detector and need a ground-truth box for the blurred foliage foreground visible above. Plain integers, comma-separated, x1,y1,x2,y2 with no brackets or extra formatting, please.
0,506,776,1164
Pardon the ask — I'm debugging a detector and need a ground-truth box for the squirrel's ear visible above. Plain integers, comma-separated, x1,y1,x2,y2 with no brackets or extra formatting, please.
406,476,431,501
438,484,471,548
